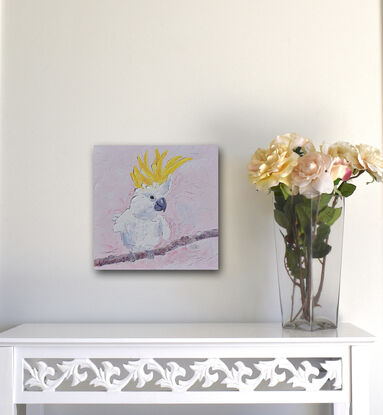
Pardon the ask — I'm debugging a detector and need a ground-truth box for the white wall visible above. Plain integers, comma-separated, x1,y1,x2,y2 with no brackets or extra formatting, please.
1,1,382,414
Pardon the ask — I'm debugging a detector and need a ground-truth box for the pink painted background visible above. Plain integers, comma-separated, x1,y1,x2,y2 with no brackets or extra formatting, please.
93,145,219,270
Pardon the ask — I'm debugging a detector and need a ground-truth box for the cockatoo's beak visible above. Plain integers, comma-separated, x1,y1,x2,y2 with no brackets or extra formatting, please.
154,197,167,212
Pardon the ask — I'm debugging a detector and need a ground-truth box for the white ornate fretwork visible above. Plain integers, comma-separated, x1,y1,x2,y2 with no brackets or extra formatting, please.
23,358,342,393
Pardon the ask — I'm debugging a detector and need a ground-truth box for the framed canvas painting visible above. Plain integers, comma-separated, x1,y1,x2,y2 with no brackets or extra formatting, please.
93,145,219,270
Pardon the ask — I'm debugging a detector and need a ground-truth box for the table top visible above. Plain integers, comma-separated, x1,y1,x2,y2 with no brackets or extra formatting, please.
0,323,374,345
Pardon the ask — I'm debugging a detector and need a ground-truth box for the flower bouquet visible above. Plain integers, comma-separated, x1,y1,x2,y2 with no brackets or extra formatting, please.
248,133,383,330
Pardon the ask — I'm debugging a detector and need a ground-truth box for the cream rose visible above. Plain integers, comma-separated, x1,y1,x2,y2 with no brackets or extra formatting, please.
291,152,334,198
272,133,315,153
355,144,383,182
248,141,299,191
322,141,362,170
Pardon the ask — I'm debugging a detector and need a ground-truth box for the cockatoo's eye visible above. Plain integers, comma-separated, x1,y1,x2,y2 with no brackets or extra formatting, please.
150,195,155,200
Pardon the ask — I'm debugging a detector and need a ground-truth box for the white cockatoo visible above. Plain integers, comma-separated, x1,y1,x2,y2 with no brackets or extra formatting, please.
113,149,191,256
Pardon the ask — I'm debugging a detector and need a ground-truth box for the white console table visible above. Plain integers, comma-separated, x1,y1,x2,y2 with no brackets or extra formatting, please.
0,323,374,414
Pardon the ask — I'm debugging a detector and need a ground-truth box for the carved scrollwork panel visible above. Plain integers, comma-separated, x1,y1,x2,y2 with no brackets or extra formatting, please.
23,357,342,393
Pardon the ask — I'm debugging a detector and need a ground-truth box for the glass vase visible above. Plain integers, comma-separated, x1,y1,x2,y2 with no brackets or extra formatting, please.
273,192,344,331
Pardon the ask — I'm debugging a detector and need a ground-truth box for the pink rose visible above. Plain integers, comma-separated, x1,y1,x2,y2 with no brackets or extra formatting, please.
292,152,334,198
330,157,352,181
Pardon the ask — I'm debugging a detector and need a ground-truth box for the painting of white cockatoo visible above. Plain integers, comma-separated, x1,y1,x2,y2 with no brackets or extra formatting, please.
113,150,191,254
93,145,219,270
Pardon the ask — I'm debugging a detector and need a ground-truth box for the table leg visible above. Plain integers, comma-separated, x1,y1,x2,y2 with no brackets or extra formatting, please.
351,345,370,415
0,347,16,415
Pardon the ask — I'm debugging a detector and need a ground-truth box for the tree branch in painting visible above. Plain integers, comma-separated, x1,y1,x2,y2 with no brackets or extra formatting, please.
94,228,219,267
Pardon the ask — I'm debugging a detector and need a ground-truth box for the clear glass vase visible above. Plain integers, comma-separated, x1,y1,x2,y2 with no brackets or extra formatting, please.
273,192,344,331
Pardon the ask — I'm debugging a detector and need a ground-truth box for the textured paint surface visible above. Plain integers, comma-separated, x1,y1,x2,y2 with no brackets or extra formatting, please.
93,145,219,270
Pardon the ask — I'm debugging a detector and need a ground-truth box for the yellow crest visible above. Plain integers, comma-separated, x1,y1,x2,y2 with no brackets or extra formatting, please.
130,149,192,188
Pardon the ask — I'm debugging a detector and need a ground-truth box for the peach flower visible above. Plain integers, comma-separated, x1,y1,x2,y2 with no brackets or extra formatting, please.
291,152,334,198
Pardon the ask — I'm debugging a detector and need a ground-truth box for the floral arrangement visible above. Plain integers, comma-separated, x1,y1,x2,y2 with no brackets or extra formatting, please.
248,133,383,197
248,133,383,329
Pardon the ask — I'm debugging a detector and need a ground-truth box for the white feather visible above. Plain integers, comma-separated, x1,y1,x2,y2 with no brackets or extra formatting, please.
113,177,172,252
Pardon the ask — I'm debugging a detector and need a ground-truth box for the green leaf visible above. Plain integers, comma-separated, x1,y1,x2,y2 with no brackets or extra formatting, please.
312,223,331,258
274,209,289,229
295,203,311,233
286,248,299,277
312,240,332,258
272,186,286,211
280,183,292,200
293,146,304,156
316,223,330,241
334,188,342,196
338,182,356,197
318,207,342,226
282,197,294,228
285,246,307,279
319,193,333,210
297,193,312,208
